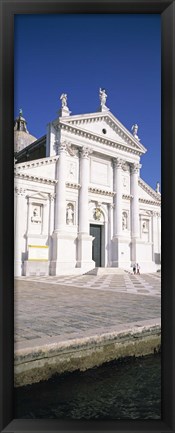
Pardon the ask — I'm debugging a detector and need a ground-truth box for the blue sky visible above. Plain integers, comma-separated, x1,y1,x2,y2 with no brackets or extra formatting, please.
14,14,161,190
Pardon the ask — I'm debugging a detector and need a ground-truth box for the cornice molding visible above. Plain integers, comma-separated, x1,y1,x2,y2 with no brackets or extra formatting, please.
66,182,80,190
122,194,132,200
89,187,115,197
139,177,161,201
139,198,161,206
14,156,59,171
15,172,57,185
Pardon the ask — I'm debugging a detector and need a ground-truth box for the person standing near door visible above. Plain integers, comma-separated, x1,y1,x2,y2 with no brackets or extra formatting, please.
136,263,140,274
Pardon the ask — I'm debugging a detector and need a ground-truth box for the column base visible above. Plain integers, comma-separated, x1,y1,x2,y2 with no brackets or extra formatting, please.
77,233,95,272
131,239,159,272
51,230,77,275
112,236,131,268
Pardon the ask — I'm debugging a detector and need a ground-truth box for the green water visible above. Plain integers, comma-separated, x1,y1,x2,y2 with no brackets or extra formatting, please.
15,354,161,420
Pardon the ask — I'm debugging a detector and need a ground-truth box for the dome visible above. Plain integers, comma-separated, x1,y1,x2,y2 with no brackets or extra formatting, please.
14,109,37,153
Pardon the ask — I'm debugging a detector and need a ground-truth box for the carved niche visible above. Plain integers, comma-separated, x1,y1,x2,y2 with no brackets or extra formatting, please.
66,202,75,225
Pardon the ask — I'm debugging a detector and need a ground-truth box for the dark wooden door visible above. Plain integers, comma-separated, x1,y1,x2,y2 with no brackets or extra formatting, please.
90,224,101,267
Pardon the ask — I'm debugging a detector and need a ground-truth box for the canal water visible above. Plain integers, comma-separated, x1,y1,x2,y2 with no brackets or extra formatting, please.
15,354,161,420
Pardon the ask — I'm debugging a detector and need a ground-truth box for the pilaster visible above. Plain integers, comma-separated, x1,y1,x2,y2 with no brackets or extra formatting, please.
14,186,26,276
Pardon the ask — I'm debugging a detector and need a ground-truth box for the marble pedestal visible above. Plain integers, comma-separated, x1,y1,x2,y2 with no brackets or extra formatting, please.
50,231,77,275
76,233,95,272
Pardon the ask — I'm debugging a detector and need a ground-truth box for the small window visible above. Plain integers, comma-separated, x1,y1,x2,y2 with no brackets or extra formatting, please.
102,128,107,134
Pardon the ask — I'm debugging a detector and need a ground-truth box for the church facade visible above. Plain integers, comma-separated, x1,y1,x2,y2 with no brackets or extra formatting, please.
14,90,161,277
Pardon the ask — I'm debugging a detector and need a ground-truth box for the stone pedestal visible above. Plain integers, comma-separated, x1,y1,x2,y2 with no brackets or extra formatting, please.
50,231,77,275
76,233,95,272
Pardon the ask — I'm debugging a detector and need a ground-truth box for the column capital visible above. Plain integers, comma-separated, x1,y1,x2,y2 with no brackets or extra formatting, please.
113,157,124,169
15,186,26,196
80,146,93,159
59,141,68,154
130,162,142,174
50,192,56,201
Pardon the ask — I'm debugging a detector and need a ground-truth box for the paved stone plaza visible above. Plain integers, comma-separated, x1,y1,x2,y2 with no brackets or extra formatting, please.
15,272,161,347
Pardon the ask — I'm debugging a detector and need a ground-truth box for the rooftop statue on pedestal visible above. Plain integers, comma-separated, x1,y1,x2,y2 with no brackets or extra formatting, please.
58,92,71,117
60,93,68,107
99,88,109,112
156,182,161,194
131,124,140,141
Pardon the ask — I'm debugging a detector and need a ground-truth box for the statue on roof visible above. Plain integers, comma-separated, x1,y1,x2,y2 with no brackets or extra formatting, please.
60,93,68,108
131,124,140,141
156,182,160,194
99,88,107,106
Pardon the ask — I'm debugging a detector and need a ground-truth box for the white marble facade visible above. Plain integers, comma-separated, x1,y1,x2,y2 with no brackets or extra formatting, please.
14,91,161,276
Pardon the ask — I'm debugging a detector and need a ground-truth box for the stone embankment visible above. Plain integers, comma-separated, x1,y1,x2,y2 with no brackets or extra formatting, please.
14,319,160,387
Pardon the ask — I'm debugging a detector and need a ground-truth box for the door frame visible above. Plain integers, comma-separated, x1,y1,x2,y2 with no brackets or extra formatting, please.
90,223,104,267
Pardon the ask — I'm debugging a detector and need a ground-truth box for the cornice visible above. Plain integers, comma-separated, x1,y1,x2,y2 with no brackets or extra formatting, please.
139,198,161,206
139,177,161,201
122,194,132,200
15,172,57,185
59,120,144,157
89,187,115,197
66,182,80,190
15,156,59,171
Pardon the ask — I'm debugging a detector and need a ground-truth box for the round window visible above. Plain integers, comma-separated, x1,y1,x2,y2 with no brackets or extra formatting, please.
102,128,107,134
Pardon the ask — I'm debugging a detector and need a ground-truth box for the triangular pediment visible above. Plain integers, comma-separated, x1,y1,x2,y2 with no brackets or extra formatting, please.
139,178,161,202
27,192,48,200
58,111,147,155
15,156,57,179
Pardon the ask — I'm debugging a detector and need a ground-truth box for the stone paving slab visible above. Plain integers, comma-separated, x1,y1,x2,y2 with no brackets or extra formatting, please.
15,273,161,347
14,273,161,386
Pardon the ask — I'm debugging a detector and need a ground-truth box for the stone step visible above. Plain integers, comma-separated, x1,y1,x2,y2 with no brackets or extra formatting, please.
85,267,126,276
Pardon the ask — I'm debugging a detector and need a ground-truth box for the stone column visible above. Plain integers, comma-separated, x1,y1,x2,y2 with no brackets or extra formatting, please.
158,213,161,263
54,141,67,231
77,146,95,271
49,193,55,236
113,158,123,236
152,211,161,265
50,142,68,275
130,163,140,263
112,158,123,267
48,193,55,263
79,146,91,234
151,211,155,261
14,186,26,276
108,203,114,266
